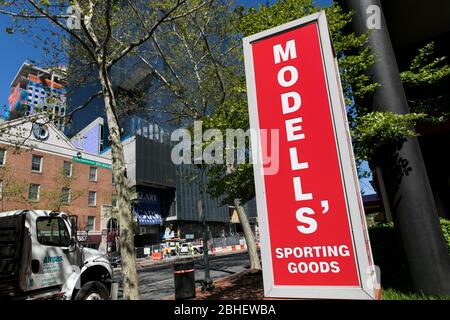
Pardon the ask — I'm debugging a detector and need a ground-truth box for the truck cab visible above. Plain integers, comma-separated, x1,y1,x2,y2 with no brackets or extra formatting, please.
0,210,114,300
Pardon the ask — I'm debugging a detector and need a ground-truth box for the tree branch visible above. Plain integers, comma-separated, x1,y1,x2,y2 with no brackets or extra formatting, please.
164,0,212,22
172,23,206,115
102,0,113,61
136,53,198,119
25,0,98,62
0,8,67,19
191,12,225,108
65,90,103,121
107,0,186,71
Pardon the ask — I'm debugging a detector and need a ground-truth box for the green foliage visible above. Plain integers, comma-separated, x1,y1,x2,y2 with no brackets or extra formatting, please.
204,0,380,205
399,41,450,124
352,41,450,164
352,112,429,160
368,222,409,290
237,0,315,36
202,83,255,204
401,42,450,86
382,288,450,300
368,219,450,293
440,218,450,253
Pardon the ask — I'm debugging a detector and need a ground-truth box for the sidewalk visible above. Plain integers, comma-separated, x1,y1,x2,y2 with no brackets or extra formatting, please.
164,269,264,300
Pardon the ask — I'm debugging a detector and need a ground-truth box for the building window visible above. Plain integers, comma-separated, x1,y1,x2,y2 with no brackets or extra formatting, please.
88,191,96,206
0,180,3,200
112,195,118,207
63,161,72,177
0,149,6,166
62,188,71,205
32,123,49,141
28,184,40,201
99,124,104,151
31,155,42,172
89,167,97,182
87,216,95,231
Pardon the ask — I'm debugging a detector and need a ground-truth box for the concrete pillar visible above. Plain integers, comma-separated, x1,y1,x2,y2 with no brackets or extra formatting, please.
342,0,450,295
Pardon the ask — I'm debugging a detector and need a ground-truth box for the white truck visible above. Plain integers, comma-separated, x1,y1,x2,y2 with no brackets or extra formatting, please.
180,242,203,255
0,210,115,300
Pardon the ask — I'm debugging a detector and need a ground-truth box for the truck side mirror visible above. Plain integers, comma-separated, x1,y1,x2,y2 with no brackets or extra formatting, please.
68,237,77,252
68,215,78,237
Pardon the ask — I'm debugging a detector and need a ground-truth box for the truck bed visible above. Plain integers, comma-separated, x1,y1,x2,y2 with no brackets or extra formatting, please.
0,214,27,298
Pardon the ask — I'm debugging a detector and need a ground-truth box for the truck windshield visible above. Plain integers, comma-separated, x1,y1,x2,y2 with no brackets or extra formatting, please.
36,217,71,247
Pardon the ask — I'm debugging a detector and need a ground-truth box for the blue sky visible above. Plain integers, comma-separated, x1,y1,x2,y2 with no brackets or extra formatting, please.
0,0,375,194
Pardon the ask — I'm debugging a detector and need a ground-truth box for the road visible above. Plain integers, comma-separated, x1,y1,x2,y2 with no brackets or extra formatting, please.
113,252,250,300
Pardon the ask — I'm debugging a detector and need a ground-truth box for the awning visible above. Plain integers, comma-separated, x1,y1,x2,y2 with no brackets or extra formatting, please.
133,208,162,225
133,187,162,225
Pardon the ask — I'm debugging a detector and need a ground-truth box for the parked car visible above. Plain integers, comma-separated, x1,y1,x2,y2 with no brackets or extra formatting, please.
180,242,203,255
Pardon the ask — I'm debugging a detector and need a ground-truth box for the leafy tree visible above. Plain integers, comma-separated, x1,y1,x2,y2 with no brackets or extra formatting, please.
40,169,86,212
0,0,210,299
202,81,261,269
354,41,450,164
202,0,378,270
0,163,28,210
125,0,263,270
205,0,450,217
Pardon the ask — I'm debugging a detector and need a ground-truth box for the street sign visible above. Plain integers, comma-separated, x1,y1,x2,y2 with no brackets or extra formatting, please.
243,11,377,299
72,156,112,169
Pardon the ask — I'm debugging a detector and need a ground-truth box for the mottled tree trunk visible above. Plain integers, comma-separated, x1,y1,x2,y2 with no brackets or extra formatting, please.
98,67,140,300
234,198,261,270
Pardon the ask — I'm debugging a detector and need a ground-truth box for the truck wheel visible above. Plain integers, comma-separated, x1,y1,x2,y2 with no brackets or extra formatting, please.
75,281,110,300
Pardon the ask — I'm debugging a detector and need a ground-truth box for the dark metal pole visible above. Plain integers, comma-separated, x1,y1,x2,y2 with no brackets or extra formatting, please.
342,0,450,295
197,170,214,291
202,212,213,290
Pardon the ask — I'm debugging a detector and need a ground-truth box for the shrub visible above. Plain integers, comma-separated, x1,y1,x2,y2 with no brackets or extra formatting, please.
368,218,450,291
440,218,450,252
368,222,408,290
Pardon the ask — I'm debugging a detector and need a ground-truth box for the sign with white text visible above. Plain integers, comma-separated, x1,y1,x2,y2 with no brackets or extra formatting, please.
243,11,377,299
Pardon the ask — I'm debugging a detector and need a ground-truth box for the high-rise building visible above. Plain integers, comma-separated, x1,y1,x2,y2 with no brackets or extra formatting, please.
5,61,67,131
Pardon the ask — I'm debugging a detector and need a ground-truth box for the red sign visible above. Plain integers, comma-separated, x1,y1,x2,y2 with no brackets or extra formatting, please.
244,12,377,299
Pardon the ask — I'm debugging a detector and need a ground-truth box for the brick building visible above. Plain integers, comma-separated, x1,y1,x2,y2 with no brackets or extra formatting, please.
0,114,115,248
